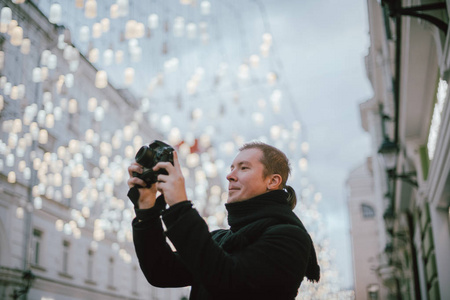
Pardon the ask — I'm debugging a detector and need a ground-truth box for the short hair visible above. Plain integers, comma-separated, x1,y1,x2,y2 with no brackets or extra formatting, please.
239,141,296,209
239,141,290,186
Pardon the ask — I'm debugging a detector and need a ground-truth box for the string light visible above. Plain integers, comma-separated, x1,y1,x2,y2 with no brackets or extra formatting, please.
0,7,12,33
148,14,158,29
85,0,97,19
95,71,108,88
49,3,62,24
20,38,30,54
0,4,336,295
10,26,23,46
200,1,211,15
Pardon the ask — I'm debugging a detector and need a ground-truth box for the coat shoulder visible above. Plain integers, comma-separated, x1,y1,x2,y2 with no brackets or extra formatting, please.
263,223,310,243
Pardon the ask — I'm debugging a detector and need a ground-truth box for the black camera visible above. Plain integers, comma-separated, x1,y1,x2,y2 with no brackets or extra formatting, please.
133,140,174,187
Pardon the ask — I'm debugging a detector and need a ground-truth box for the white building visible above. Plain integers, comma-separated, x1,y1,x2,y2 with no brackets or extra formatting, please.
0,1,188,299
349,0,450,299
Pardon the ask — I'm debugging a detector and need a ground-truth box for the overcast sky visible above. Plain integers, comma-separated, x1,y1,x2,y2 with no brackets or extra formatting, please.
261,0,373,288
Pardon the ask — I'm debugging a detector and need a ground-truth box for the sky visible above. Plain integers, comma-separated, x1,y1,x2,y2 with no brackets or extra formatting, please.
33,0,374,289
261,0,373,287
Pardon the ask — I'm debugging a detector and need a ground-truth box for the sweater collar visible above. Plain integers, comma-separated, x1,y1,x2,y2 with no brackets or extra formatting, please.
224,189,321,283
225,190,293,232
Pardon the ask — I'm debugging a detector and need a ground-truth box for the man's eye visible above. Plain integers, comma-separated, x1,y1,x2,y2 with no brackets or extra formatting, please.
241,166,249,170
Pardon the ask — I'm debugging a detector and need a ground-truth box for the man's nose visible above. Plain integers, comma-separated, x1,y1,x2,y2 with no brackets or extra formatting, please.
226,170,236,181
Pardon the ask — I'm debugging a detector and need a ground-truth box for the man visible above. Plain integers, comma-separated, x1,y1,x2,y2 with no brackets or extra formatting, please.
128,141,320,300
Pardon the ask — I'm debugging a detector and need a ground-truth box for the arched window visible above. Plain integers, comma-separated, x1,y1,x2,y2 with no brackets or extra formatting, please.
361,204,375,219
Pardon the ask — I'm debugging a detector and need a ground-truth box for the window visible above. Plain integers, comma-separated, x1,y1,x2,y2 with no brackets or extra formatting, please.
62,240,70,274
32,229,43,265
367,284,379,300
132,265,138,294
68,105,80,135
361,204,375,219
87,249,94,280
108,257,114,286
427,78,448,160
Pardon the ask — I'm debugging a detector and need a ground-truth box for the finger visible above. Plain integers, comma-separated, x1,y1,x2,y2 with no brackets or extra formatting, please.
172,151,182,170
153,161,174,173
156,174,168,183
156,182,164,194
128,177,147,188
128,163,143,176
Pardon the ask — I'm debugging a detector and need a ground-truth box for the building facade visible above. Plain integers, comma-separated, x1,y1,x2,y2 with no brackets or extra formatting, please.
354,0,450,299
346,158,388,300
0,1,188,299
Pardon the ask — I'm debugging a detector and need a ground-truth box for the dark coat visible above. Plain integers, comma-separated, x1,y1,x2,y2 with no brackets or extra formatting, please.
131,189,319,300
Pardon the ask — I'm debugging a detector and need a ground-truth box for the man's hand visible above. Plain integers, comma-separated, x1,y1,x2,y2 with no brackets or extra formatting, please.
153,151,188,206
128,162,158,209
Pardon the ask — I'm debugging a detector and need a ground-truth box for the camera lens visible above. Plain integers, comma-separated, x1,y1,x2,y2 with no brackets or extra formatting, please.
135,145,155,168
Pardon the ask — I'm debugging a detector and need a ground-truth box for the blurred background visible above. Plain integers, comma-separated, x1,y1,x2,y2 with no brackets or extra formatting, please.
5,0,448,299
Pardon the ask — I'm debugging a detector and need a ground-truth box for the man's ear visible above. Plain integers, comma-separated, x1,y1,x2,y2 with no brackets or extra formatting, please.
267,174,282,190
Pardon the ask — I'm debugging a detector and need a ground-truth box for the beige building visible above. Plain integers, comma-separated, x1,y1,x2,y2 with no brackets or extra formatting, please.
347,158,388,300
0,1,189,299
349,0,450,299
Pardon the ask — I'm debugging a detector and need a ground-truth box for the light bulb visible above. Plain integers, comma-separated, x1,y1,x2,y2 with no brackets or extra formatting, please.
65,73,74,88
40,50,51,66
49,3,62,24
267,72,277,85
79,26,90,42
117,0,129,16
115,50,123,64
7,171,16,183
7,19,17,36
16,207,24,219
200,1,211,15
101,18,110,32
92,22,102,38
10,86,19,100
20,38,30,54
68,98,78,114
45,114,55,128
262,33,273,46
186,23,197,39
270,125,281,140
47,54,57,69
110,4,119,19
135,22,145,38
124,67,134,85
94,106,104,121
38,129,48,144
95,71,107,89
89,48,99,63
39,68,47,82
299,158,308,171
10,26,23,46
75,0,84,8
173,17,185,37
249,54,260,68
148,14,158,29
0,7,12,33
125,20,137,39
85,0,97,18
88,97,97,112
34,197,42,209
103,49,113,66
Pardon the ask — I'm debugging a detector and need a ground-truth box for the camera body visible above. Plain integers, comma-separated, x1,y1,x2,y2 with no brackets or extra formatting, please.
133,140,174,187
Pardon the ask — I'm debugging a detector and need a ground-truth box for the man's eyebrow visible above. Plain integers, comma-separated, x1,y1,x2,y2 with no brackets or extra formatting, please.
230,161,251,168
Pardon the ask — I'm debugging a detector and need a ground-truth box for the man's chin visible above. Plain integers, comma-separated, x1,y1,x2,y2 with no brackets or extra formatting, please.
226,193,239,204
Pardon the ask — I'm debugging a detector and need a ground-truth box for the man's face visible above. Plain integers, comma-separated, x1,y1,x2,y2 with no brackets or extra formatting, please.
226,148,268,203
